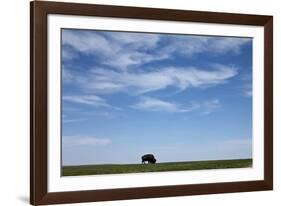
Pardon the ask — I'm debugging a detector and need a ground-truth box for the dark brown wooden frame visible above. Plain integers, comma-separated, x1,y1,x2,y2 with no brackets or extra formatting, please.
30,1,273,205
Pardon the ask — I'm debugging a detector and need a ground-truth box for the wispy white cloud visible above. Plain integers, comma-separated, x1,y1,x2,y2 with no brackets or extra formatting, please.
62,67,74,83
62,47,79,61
106,32,160,48
201,99,221,115
207,37,251,54
162,36,250,57
132,97,220,114
78,64,237,95
63,118,87,123
62,30,114,55
63,95,108,106
239,73,252,97
62,95,122,111
131,97,198,113
90,111,123,119
62,30,250,70
244,90,252,97
62,30,167,70
61,30,247,116
63,136,112,147
132,97,177,112
243,83,252,97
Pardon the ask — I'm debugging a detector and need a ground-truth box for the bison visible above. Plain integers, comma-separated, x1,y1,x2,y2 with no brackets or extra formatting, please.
142,154,157,164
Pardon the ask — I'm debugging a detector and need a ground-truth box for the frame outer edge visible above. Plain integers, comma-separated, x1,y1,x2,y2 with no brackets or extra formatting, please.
31,1,49,205
263,16,273,189
30,1,34,205
30,1,274,205
35,1,271,25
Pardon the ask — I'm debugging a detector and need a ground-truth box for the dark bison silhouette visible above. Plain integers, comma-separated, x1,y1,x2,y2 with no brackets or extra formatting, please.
142,154,157,164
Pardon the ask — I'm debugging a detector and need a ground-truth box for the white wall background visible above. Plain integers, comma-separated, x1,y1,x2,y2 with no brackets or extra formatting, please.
0,0,279,205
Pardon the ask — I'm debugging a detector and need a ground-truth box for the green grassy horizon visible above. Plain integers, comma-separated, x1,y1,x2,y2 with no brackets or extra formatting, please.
62,158,252,176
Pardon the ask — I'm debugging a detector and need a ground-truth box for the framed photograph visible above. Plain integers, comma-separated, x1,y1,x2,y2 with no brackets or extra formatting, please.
30,1,273,205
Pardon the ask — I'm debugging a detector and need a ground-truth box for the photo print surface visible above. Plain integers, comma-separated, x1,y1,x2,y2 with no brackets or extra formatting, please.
61,29,253,176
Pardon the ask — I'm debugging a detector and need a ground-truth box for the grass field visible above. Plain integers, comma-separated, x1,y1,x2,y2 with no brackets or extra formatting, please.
62,158,252,176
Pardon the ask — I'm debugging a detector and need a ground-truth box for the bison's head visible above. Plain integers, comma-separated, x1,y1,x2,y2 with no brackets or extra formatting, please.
152,159,157,164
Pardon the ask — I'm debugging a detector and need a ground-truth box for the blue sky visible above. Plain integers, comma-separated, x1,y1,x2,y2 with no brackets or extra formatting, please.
61,29,252,165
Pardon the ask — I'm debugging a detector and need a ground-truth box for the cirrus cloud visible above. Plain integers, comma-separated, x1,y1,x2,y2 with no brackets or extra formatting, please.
75,64,238,95
63,136,112,147
62,29,251,70
132,96,220,114
62,94,121,110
